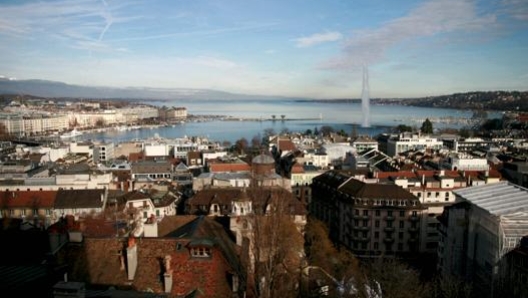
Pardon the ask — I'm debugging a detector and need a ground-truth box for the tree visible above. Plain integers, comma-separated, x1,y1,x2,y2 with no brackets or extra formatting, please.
235,138,249,154
251,134,262,149
95,117,105,127
458,128,472,138
271,115,276,121
421,118,433,134
305,129,313,136
249,189,305,298
395,124,413,133
281,115,285,121
320,125,334,136
367,258,426,298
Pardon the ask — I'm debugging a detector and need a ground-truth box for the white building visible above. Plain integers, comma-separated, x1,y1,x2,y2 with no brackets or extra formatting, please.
387,133,444,157
444,154,490,171
144,143,170,157
93,142,115,164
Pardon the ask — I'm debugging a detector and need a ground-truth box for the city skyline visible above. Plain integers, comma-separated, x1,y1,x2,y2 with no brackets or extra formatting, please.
0,0,527,99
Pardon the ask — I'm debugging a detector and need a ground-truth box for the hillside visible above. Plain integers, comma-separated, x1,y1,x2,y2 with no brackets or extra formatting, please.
398,91,528,112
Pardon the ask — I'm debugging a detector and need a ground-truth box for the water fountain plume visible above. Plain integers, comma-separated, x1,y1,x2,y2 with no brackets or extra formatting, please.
361,65,370,128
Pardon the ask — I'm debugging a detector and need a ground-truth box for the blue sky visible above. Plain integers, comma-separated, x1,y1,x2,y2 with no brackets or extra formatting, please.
0,0,527,98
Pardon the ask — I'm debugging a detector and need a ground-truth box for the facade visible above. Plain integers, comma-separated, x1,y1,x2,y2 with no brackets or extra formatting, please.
386,133,444,157
123,189,179,220
438,182,528,298
351,135,379,152
311,170,425,256
93,142,115,164
444,153,489,171
131,160,173,186
0,190,56,226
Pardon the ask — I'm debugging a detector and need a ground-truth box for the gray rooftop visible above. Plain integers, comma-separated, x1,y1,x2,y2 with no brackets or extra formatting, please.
453,181,528,216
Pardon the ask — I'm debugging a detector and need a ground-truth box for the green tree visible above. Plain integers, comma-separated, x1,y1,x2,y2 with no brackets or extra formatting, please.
395,124,413,133
421,118,433,134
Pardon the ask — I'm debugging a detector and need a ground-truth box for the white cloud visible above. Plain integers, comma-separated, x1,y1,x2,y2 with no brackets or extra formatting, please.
294,31,343,47
502,0,528,21
321,0,497,70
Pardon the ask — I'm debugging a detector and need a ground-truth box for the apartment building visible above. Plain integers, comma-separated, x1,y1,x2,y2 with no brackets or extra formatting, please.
311,170,425,256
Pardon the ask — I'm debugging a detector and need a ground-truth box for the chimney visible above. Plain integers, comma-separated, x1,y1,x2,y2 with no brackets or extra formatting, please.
164,255,173,293
126,237,138,281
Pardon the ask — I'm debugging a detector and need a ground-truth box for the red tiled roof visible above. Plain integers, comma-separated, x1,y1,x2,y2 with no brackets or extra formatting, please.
278,139,296,151
0,190,57,208
291,163,304,174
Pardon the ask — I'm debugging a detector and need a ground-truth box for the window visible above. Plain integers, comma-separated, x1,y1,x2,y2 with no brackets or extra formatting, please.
355,209,359,215
362,220,368,227
375,220,380,228
191,247,211,257
399,210,405,217
412,211,417,217
399,221,404,228
363,210,368,216
33,209,38,216
374,242,379,250
387,211,393,217
398,243,403,251
143,211,147,218
399,232,404,239
156,210,160,217
46,209,52,216
375,210,380,216
374,231,379,239
387,221,393,228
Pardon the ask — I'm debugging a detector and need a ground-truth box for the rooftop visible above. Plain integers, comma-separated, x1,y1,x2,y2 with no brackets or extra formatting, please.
453,181,528,216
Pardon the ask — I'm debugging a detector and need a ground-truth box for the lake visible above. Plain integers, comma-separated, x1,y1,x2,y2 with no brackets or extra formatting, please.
77,99,500,144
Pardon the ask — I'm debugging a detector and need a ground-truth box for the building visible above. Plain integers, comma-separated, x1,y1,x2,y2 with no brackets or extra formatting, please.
497,236,528,298
386,133,443,157
311,170,425,256
56,216,246,297
122,189,179,220
351,135,379,152
131,160,173,188
93,141,115,164
438,182,528,298
53,189,108,220
0,190,56,227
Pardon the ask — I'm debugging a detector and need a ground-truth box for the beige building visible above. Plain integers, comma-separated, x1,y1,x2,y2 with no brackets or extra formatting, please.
311,170,425,256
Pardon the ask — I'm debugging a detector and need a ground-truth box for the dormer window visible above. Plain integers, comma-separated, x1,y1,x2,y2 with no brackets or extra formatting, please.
191,247,211,258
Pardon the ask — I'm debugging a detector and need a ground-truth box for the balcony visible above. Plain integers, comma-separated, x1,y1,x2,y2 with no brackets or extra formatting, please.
408,227,419,233
408,238,418,243
409,216,420,222
384,227,395,232
383,238,395,243
385,216,395,221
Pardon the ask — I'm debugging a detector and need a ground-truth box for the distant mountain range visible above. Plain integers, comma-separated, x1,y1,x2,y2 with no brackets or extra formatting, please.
0,78,281,101
0,78,526,112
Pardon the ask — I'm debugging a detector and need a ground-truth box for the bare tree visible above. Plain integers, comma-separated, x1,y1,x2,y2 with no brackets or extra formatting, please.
249,189,304,298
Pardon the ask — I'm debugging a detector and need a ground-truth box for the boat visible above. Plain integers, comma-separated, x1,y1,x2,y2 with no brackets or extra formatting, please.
60,129,83,139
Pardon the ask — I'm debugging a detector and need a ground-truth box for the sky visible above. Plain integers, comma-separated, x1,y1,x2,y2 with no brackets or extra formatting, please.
0,0,527,99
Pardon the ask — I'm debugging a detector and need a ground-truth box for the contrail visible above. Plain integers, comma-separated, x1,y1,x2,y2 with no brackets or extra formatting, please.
98,0,112,41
